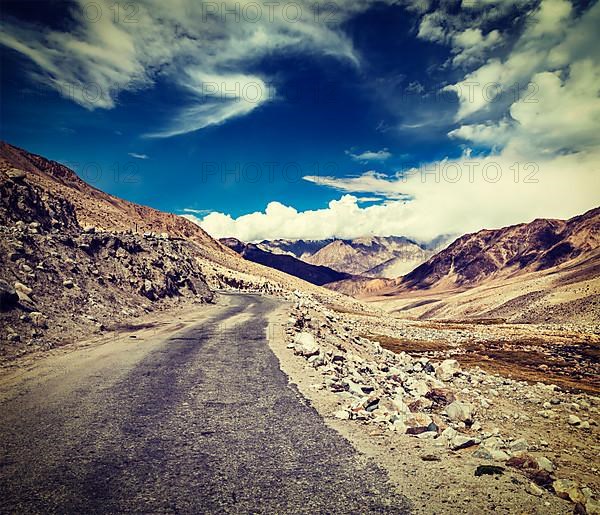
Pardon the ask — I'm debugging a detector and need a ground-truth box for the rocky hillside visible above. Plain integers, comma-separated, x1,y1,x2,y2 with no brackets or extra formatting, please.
399,208,600,291
0,142,226,251
0,142,374,359
0,165,214,359
220,238,352,286
0,142,367,298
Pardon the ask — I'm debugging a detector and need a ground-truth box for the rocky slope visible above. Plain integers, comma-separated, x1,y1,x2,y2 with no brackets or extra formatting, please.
0,142,224,250
400,208,600,291
273,292,600,514
0,165,213,358
220,237,352,286
0,142,369,359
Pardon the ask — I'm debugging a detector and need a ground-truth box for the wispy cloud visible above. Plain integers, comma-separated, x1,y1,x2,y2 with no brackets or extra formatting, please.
0,0,373,138
345,149,392,162
304,170,409,200
128,152,149,160
181,208,211,215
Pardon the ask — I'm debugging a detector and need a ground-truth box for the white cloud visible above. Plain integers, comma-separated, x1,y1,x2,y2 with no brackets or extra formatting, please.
345,149,392,162
144,72,272,138
192,147,599,242
417,12,447,43
357,197,384,203
444,0,598,124
304,170,409,200
181,208,211,216
0,0,379,137
448,119,513,148
128,152,149,160
444,1,600,156
451,28,503,67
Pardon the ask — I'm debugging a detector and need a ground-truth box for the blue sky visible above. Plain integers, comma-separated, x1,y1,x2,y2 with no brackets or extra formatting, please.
1,0,598,241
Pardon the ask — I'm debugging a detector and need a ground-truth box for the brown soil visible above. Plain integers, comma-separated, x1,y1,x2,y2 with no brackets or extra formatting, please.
367,331,600,394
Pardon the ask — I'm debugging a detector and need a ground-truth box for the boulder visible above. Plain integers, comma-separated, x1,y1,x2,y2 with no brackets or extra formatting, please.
390,419,407,433
436,359,462,381
473,447,494,460
536,456,554,473
334,409,350,420
405,413,433,435
425,388,456,407
553,479,585,504
294,332,319,357
0,280,19,310
440,427,458,441
29,312,48,329
525,482,544,497
406,379,429,397
450,435,480,450
509,438,529,452
390,396,411,415
446,401,475,423
14,282,33,297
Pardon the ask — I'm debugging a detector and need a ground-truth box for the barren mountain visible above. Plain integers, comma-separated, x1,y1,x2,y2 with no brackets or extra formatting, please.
300,236,433,277
334,209,600,325
398,208,600,291
220,238,352,286
257,239,333,258
258,236,436,278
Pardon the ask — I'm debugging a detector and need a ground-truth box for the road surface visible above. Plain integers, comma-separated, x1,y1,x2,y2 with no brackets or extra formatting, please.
0,294,410,514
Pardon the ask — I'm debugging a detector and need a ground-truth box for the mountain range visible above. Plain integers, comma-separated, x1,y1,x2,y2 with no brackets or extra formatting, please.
220,238,352,286
257,236,441,278
1,140,598,340
327,208,600,324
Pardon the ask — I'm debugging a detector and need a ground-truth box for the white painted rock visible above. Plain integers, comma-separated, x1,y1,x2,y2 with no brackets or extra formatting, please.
334,409,350,420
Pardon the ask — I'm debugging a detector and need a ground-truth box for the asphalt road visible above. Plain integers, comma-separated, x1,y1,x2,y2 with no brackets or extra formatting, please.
0,294,411,514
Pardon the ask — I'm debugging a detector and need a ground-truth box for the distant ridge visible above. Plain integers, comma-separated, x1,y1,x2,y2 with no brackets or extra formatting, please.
220,238,353,286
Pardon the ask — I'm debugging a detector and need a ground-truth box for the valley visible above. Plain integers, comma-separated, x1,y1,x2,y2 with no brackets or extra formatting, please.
0,142,598,515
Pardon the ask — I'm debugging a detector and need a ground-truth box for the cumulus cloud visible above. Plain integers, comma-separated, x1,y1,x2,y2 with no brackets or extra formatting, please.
444,0,600,156
190,147,599,242
345,149,392,162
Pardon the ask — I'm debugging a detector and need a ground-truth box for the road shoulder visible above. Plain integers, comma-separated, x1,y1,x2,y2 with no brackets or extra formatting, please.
266,302,571,515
